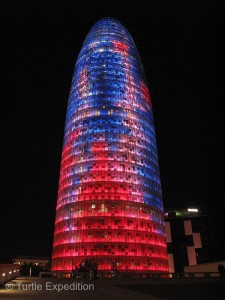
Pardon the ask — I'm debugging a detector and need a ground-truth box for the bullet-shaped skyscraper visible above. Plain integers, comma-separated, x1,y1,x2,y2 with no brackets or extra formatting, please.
52,18,168,272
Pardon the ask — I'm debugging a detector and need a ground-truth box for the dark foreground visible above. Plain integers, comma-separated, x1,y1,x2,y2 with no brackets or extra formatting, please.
0,276,225,300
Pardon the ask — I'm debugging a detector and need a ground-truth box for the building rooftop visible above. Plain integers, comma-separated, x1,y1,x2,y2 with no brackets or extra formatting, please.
164,208,207,218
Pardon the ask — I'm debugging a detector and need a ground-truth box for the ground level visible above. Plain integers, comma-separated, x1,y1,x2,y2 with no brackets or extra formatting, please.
0,276,225,299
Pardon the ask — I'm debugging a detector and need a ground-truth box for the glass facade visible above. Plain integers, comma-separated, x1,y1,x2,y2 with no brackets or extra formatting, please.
52,18,168,272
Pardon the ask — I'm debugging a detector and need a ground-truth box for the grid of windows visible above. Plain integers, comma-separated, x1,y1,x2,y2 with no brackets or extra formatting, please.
52,18,168,272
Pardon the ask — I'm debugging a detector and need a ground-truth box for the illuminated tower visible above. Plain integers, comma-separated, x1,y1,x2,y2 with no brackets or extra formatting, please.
52,18,168,272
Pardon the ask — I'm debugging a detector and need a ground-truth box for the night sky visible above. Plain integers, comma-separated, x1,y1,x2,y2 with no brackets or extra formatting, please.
1,1,224,262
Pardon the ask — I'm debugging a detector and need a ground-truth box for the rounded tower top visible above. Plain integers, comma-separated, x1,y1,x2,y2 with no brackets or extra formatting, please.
83,17,136,48
75,17,146,89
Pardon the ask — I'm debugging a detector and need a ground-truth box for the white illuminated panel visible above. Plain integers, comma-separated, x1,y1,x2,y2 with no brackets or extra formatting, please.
187,246,197,266
193,232,202,248
184,220,192,235
165,221,172,242
168,253,175,273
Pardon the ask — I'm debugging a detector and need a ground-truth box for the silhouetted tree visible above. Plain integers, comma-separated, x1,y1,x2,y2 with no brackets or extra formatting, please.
75,259,98,279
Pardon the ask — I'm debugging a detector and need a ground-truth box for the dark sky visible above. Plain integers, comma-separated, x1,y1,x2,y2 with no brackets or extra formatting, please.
1,0,224,261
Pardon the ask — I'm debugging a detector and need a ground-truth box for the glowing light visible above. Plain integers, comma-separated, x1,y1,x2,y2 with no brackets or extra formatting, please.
188,208,198,212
